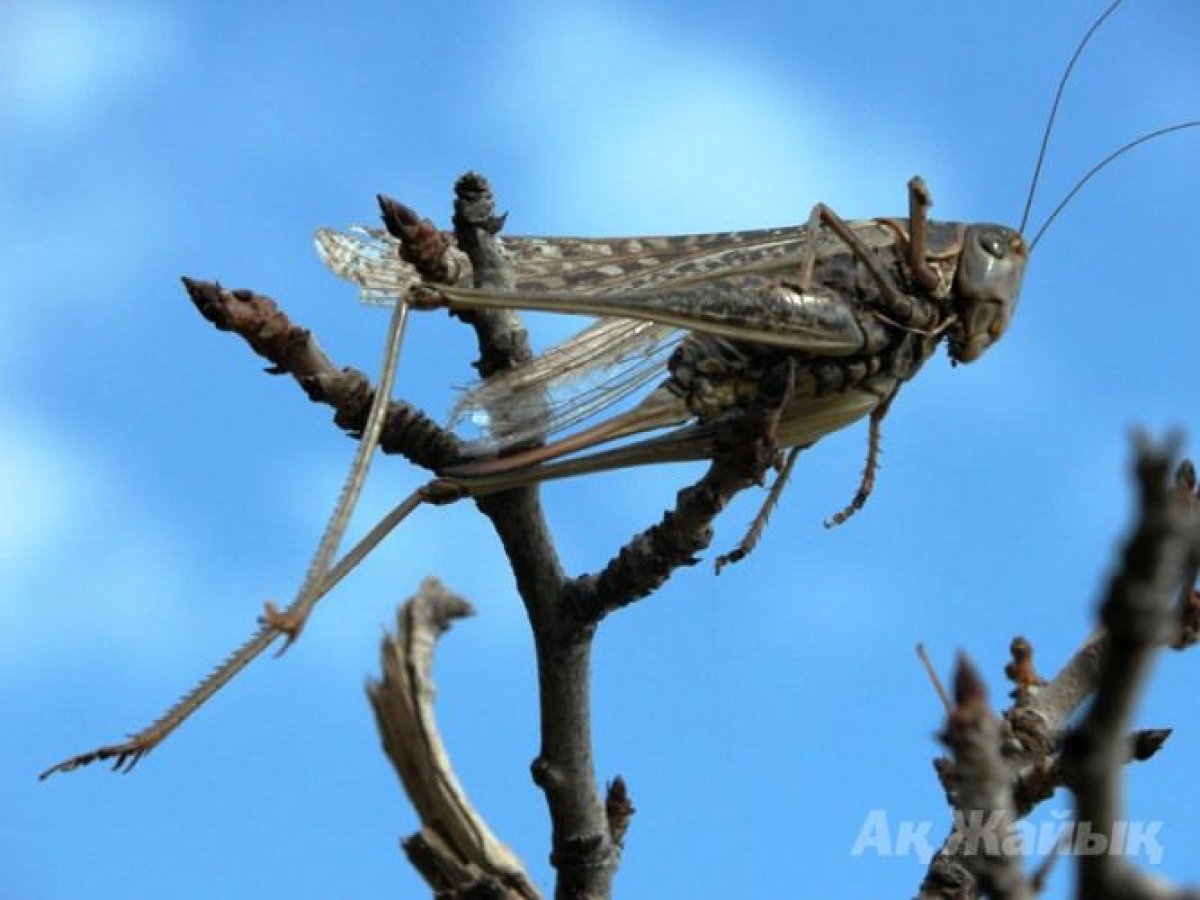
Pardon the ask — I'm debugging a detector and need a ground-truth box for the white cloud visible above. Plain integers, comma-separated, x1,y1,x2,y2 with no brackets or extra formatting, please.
0,1,179,131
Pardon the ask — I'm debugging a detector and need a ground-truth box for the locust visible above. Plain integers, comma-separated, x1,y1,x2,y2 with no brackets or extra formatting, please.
41,0,1196,778
317,174,1023,533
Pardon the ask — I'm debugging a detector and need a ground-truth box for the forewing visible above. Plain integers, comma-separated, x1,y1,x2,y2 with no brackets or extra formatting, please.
500,226,815,292
314,223,820,302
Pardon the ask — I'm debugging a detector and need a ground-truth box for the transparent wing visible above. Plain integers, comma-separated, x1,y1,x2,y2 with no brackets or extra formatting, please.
449,318,681,454
314,227,471,306
442,229,826,454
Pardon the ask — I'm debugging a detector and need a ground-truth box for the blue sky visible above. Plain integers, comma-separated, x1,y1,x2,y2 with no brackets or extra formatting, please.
3,1,1198,898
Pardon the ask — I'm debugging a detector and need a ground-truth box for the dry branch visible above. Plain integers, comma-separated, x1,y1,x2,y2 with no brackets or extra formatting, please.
1061,438,1200,900
367,578,539,900
919,439,1200,900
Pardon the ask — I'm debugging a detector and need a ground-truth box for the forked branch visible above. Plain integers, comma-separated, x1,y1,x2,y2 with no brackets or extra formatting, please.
918,438,1200,899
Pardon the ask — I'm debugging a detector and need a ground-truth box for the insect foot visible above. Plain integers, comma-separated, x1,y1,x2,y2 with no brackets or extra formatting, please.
259,600,309,656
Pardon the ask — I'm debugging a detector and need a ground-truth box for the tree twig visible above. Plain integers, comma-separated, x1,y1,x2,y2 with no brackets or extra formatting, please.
367,578,540,899
181,277,460,471
1061,436,1200,900
936,654,1034,900
918,442,1200,900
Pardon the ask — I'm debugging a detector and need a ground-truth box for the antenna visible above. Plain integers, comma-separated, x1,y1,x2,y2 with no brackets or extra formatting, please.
1019,0,1125,235
1028,121,1200,252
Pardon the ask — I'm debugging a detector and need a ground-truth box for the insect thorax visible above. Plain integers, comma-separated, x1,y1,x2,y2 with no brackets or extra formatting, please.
666,242,946,426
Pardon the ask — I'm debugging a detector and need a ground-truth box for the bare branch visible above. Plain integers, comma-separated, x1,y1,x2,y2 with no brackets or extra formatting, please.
928,654,1035,900
450,172,530,379
443,175,620,899
181,277,460,471
367,578,539,900
919,443,1200,900
1062,437,1199,900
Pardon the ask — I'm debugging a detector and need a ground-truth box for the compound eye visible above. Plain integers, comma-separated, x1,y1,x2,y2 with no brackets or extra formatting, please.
978,229,1006,258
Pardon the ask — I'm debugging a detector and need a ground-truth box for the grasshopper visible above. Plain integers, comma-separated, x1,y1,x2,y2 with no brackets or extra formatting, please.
318,174,1023,530
41,0,1196,778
